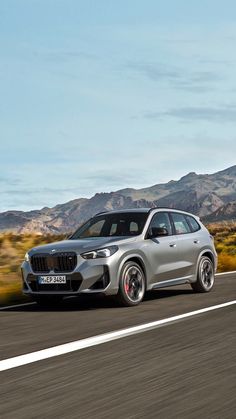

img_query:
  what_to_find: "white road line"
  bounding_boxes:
[0,302,36,311]
[216,271,236,276]
[0,300,235,372]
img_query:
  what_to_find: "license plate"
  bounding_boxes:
[38,275,66,284]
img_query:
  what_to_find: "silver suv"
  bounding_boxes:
[22,208,217,306]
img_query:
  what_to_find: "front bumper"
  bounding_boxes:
[21,258,117,296]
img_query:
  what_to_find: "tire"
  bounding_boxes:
[33,295,63,307]
[191,256,215,293]
[117,261,146,307]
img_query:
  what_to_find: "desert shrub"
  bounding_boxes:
[217,253,236,272]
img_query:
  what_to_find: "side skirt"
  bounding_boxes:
[150,275,193,290]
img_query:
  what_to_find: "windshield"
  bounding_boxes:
[70,212,148,239]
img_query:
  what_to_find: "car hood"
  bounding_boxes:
[29,236,137,255]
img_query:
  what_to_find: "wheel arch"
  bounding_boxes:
[200,250,216,269]
[118,255,147,287]
[193,249,217,282]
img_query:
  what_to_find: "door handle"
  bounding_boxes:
[169,243,176,248]
[194,240,200,244]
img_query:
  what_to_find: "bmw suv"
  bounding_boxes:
[22,208,217,306]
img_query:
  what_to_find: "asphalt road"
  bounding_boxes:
[0,273,235,418]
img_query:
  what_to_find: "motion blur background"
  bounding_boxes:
[1,1,236,305]
[1,0,236,210]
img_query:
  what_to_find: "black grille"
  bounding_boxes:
[54,253,77,273]
[31,254,49,273]
[31,252,77,273]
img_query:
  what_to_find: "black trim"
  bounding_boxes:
[89,266,110,290]
[26,272,82,293]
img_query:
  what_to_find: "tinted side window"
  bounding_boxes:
[186,215,201,232]
[171,212,191,235]
[149,212,172,235]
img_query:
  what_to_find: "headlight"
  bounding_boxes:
[24,252,30,262]
[81,245,118,259]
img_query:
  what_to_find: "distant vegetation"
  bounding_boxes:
[1,223,236,305]
[208,222,236,272]
[0,233,65,305]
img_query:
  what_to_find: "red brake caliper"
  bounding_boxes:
[125,282,129,292]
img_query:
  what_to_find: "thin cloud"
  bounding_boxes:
[144,105,236,122]
[2,187,82,196]
[127,62,220,92]
[32,48,97,64]
[0,176,21,186]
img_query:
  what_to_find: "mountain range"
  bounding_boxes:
[1,165,236,234]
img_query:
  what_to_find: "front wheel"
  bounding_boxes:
[117,261,146,307]
[191,256,215,293]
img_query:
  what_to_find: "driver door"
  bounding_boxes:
[145,212,178,283]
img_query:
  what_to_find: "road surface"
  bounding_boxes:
[0,273,235,418]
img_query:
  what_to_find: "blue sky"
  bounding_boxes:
[1,0,236,211]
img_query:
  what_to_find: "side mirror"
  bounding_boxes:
[147,227,169,239]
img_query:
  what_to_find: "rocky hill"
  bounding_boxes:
[1,165,236,233]
[204,201,236,223]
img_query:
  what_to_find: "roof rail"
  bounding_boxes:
[148,207,159,213]
[94,207,163,216]
[148,206,198,215]
[94,210,109,217]
[94,206,195,217]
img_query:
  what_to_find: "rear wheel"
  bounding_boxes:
[191,256,215,293]
[117,261,145,306]
[33,295,63,307]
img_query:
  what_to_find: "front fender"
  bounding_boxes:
[116,252,148,285]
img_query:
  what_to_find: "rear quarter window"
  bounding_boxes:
[185,215,201,232]
[171,212,191,235]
